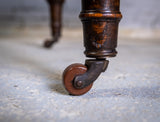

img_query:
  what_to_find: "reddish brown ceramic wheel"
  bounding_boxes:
[63,63,93,96]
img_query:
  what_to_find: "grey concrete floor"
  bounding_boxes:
[0,29,160,122]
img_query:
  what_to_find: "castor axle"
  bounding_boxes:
[73,59,109,89]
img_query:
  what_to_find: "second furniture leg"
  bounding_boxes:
[44,0,65,48]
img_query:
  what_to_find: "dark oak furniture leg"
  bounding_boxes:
[44,0,65,48]
[63,0,122,95]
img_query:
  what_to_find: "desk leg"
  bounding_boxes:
[63,0,122,96]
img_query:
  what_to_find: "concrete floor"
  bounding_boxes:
[0,29,160,122]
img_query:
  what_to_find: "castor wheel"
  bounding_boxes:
[63,63,93,96]
[63,60,109,96]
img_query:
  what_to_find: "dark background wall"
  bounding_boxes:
[0,0,160,29]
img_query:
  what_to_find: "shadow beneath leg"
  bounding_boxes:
[48,83,68,95]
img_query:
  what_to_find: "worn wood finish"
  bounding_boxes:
[80,0,122,59]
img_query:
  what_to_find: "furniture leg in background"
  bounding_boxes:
[44,0,65,48]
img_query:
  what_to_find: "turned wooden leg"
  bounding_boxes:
[63,0,122,95]
[44,0,65,48]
